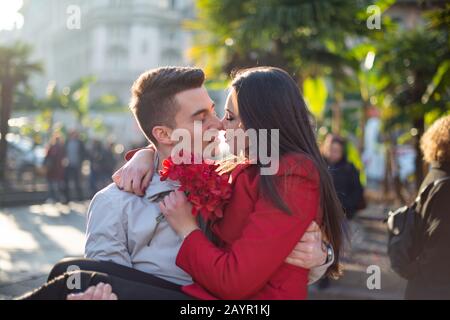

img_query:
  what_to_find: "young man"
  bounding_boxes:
[21,67,330,300]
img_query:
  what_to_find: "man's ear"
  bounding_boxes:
[152,126,173,145]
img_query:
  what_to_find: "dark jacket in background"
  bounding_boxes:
[328,159,364,220]
[405,162,450,300]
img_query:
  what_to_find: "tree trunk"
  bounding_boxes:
[331,94,343,135]
[414,116,425,191]
[0,80,14,182]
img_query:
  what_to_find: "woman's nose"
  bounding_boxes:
[212,115,224,130]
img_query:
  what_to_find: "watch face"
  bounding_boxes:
[327,247,333,262]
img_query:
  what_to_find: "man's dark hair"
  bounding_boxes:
[129,66,205,144]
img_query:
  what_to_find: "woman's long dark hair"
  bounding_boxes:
[231,66,346,278]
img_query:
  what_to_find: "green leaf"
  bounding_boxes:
[303,77,328,119]
[346,139,367,186]
[421,59,450,104]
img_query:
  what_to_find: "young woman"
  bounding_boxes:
[114,67,345,299]
[321,134,364,221]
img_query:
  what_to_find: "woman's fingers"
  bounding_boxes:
[122,171,133,193]
[159,201,166,213]
[165,192,177,209]
[160,191,190,219]
[141,170,153,192]
[161,194,174,212]
[174,190,187,202]
[109,293,118,300]
[166,194,173,207]
[132,172,144,196]
[112,169,122,188]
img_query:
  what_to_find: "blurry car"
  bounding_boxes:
[6,133,46,181]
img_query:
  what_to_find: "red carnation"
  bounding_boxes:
[159,154,232,221]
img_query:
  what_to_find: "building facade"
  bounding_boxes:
[18,0,194,104]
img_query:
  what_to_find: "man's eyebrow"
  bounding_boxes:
[191,102,215,118]
[191,109,208,118]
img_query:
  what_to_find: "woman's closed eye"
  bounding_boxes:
[225,111,235,121]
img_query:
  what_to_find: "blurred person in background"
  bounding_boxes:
[102,142,117,186]
[44,133,66,203]
[63,129,86,202]
[404,115,450,299]
[319,134,364,289]
[88,139,106,196]
[322,134,364,221]
[88,140,117,196]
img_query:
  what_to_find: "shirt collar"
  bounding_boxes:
[145,151,178,201]
[145,173,180,202]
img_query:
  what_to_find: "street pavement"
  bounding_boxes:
[0,201,87,299]
[0,201,407,300]
[309,203,407,299]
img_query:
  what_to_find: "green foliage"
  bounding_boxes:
[189,0,378,82]
[375,6,449,131]
[90,94,126,112]
[0,42,43,85]
[346,138,367,186]
[303,76,328,120]
[66,76,96,123]
[0,41,43,179]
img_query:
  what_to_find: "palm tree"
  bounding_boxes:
[0,42,43,182]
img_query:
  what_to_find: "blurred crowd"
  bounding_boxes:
[44,129,118,203]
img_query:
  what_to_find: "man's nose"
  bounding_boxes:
[211,115,224,131]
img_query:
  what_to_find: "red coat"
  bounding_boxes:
[176,153,322,300]
[45,143,66,181]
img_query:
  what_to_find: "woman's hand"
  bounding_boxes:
[66,282,118,300]
[159,190,199,239]
[112,148,155,196]
[285,221,327,269]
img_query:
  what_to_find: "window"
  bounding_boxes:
[107,45,128,70]
[160,48,181,65]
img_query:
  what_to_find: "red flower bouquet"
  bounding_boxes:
[159,154,232,221]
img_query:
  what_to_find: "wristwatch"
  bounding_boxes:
[324,243,334,265]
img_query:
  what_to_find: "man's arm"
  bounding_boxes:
[85,191,132,268]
